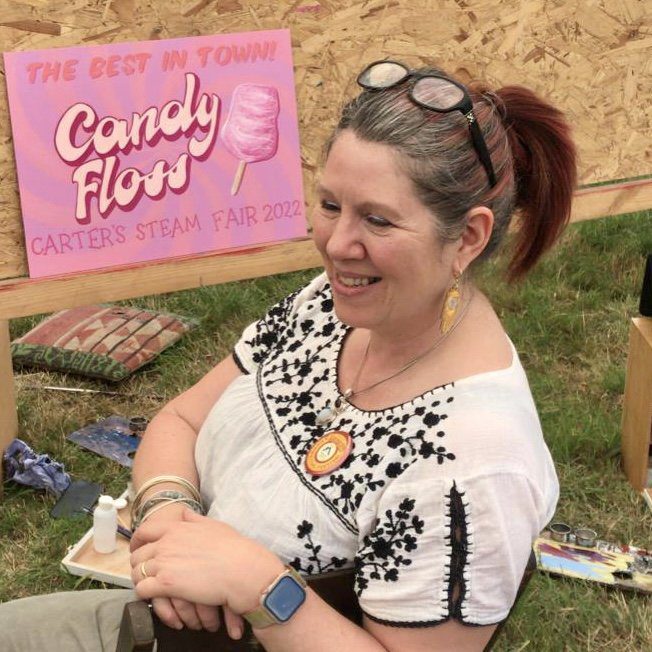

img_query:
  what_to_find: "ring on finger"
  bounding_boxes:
[140,560,150,579]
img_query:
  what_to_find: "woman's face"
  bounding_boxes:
[312,130,457,339]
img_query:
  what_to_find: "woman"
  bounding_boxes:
[0,60,576,652]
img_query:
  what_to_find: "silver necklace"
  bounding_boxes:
[315,291,474,427]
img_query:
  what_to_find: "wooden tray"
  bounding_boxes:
[61,491,133,588]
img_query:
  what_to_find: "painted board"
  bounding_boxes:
[67,416,140,467]
[4,29,306,278]
[535,532,652,595]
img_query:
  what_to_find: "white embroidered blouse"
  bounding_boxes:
[195,273,558,627]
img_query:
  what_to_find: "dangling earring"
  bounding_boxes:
[440,273,461,334]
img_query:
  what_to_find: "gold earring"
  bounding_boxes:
[440,274,461,334]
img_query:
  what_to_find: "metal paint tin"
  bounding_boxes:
[574,528,598,548]
[129,416,149,434]
[549,522,572,542]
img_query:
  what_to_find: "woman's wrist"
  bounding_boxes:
[134,501,186,526]
[131,474,203,529]
[231,549,287,616]
[243,565,308,631]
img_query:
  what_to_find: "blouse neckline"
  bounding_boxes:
[328,320,518,418]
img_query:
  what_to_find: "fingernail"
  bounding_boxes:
[231,624,243,639]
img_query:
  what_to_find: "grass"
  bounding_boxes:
[2,209,651,650]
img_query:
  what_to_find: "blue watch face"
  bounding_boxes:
[264,575,306,623]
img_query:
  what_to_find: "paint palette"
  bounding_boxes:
[535,530,652,594]
[67,415,140,467]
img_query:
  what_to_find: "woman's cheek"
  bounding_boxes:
[311,217,331,255]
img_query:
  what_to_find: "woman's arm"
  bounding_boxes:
[130,354,242,633]
[132,353,242,497]
[255,596,496,652]
[131,510,496,652]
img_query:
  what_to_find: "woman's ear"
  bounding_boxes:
[455,206,494,272]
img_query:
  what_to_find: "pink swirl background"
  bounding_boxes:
[4,29,307,278]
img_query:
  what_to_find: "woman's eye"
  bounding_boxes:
[366,214,392,228]
[320,200,340,213]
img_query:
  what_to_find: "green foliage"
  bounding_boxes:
[2,212,651,649]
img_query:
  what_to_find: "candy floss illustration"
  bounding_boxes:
[221,84,280,195]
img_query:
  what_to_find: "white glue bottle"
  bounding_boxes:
[93,495,118,554]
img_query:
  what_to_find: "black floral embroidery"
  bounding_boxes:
[289,520,349,575]
[242,278,457,532]
[318,471,386,515]
[241,289,301,367]
[355,498,425,597]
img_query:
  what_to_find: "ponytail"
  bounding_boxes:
[336,69,577,281]
[495,86,577,280]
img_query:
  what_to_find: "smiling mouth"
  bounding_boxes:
[336,273,381,287]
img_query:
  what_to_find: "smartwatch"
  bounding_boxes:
[243,566,307,628]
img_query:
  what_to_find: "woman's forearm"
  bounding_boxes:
[131,410,200,493]
[253,589,386,652]
[132,354,243,495]
[254,592,492,652]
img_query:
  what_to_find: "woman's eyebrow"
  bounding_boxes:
[316,184,334,198]
[358,201,402,221]
[316,184,402,221]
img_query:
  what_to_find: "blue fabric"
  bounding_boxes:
[3,438,71,497]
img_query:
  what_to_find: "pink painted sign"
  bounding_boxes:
[4,29,307,278]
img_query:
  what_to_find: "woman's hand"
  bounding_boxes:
[151,596,220,633]
[130,509,285,623]
[128,355,244,634]
[130,505,240,636]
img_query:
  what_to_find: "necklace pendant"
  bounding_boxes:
[316,406,335,427]
[315,391,352,427]
[305,431,353,476]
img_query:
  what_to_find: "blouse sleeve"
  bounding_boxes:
[354,462,552,627]
[232,273,328,374]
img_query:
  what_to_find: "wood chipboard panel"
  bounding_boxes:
[1,0,650,281]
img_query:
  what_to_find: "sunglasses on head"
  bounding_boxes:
[357,60,497,188]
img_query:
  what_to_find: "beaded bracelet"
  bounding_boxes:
[131,475,201,521]
[134,475,201,504]
[135,489,199,519]
[139,489,190,505]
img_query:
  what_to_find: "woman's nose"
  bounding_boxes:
[325,214,365,260]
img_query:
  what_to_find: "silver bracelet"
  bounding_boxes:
[133,492,204,529]
[132,475,201,519]
[135,497,204,529]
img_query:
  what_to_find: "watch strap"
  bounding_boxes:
[243,604,278,629]
[243,566,307,628]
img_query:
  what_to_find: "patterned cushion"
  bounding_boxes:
[11,305,196,382]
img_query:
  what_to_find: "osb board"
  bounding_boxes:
[1,0,650,281]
